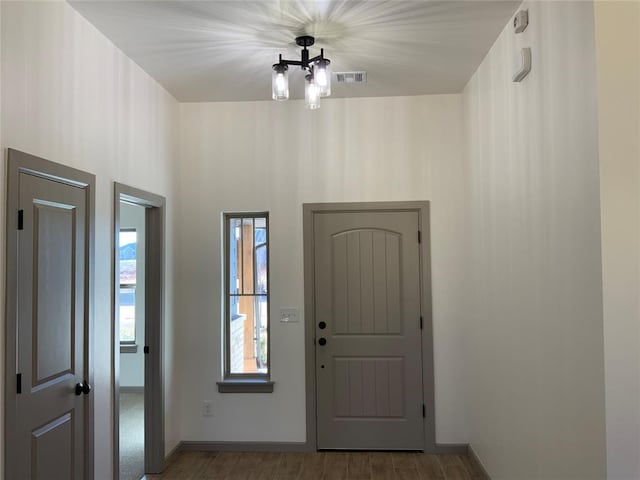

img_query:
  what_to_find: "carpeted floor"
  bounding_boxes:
[120,392,145,480]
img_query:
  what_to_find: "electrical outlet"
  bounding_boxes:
[202,400,213,417]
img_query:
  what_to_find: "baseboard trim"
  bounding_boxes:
[172,440,469,455]
[120,386,144,394]
[433,443,469,454]
[164,442,182,464]
[468,444,492,480]
[180,441,311,452]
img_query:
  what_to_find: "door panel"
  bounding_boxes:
[34,202,76,384]
[32,413,74,480]
[315,211,423,450]
[15,170,88,479]
[333,357,404,418]
[332,230,403,335]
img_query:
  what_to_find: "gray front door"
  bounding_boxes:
[314,210,424,449]
[5,150,93,480]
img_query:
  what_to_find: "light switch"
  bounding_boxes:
[280,308,299,323]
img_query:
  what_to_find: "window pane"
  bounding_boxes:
[119,230,137,285]
[225,213,269,378]
[242,218,254,294]
[119,229,137,343]
[229,295,268,375]
[228,218,241,295]
[255,295,268,371]
[255,244,267,294]
[119,287,136,342]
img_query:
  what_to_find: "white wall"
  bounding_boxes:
[0,2,180,478]
[594,2,640,478]
[177,95,469,443]
[120,202,146,388]
[462,2,606,479]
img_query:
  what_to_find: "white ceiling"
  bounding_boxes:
[69,0,519,102]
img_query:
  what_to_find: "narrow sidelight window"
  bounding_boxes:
[224,213,270,379]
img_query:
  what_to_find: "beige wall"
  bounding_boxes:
[594,2,640,478]
[462,2,606,478]
[0,2,180,478]
[177,95,469,444]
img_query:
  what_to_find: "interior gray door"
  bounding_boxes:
[314,210,424,449]
[11,166,90,479]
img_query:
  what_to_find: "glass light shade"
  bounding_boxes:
[305,74,320,110]
[272,65,289,101]
[314,59,331,97]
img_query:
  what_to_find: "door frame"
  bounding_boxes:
[113,182,165,477]
[4,148,95,479]
[302,201,435,452]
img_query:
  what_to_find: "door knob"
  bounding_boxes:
[318,321,327,330]
[76,381,91,396]
[318,337,327,346]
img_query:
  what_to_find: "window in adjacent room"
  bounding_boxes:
[219,213,272,392]
[119,229,137,347]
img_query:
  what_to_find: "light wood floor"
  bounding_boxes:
[145,451,486,480]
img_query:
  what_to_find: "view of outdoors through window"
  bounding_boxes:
[119,229,137,343]
[227,215,269,376]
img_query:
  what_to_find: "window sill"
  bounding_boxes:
[217,379,274,393]
[120,343,138,354]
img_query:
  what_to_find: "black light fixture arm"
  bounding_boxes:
[273,36,329,72]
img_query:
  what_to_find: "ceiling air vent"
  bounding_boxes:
[335,71,367,84]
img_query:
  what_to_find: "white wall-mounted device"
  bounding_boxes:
[513,47,532,82]
[514,9,529,33]
[280,308,299,323]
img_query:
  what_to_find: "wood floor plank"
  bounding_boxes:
[347,452,371,480]
[391,453,418,470]
[169,451,216,480]
[370,452,396,480]
[299,451,326,480]
[225,452,278,480]
[394,467,421,480]
[415,454,445,480]
[276,452,305,479]
[195,451,241,480]
[441,465,471,480]
[436,455,465,468]
[321,452,349,480]
[148,450,484,480]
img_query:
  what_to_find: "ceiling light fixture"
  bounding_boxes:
[272,35,331,109]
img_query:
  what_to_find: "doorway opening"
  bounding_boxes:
[113,183,165,479]
[118,203,145,479]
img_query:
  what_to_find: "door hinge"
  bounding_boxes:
[143,346,150,354]
[17,373,22,394]
[18,210,24,230]
[420,316,423,330]
[418,230,421,244]
[422,404,425,418]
